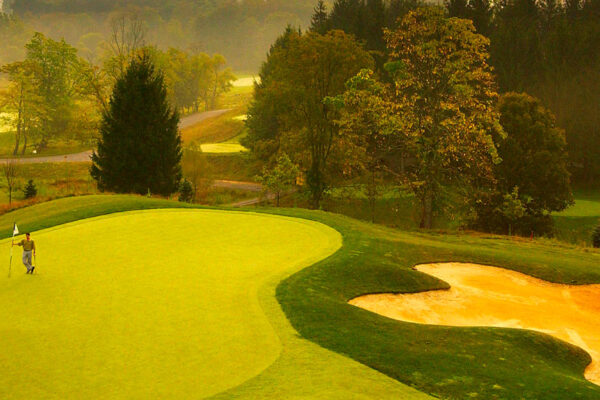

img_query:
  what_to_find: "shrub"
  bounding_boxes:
[178,179,193,203]
[23,180,37,199]
[593,223,600,248]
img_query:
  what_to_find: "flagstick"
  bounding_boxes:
[8,222,17,278]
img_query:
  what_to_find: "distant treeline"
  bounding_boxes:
[1,0,316,70]
[308,0,600,185]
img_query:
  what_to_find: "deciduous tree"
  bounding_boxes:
[385,7,502,228]
[246,29,373,208]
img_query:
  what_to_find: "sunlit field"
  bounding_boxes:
[0,209,342,399]
[200,142,247,153]
[0,113,13,133]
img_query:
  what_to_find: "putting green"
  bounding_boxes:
[0,209,341,399]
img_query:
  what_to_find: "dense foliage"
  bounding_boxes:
[385,7,501,228]
[312,0,600,185]
[91,53,182,196]
[470,93,573,235]
[245,28,373,207]
[0,32,97,154]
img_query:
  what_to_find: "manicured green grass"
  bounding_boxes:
[2,195,600,399]
[0,196,431,399]
[200,142,247,153]
[0,209,344,398]
[273,208,600,399]
[554,189,600,246]
[0,196,194,239]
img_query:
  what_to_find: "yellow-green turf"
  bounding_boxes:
[200,142,247,154]
[0,207,430,399]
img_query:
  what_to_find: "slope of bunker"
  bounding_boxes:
[0,209,341,399]
[350,262,600,385]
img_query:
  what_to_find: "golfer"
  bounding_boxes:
[13,232,36,274]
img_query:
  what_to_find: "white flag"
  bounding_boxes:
[13,223,18,236]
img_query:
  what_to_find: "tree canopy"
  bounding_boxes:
[91,52,182,196]
[245,28,373,207]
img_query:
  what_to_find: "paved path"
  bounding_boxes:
[179,108,231,129]
[0,109,231,164]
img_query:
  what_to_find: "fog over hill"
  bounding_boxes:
[0,0,316,70]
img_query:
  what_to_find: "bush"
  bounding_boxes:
[178,179,193,203]
[23,180,37,199]
[593,223,600,248]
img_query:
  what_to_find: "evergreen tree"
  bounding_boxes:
[469,0,493,36]
[178,179,193,203]
[310,0,329,34]
[329,0,365,40]
[446,0,469,18]
[91,52,182,196]
[23,179,37,199]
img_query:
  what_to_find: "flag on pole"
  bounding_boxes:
[9,222,17,277]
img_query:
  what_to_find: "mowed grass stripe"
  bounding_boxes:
[0,209,342,399]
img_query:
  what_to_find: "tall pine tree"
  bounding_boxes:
[91,52,182,196]
[310,0,329,34]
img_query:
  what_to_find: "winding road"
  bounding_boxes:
[0,109,264,206]
[0,109,232,165]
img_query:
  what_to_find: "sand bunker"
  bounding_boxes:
[349,263,600,384]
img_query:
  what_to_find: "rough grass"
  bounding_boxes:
[203,153,260,182]
[181,107,247,145]
[0,130,89,157]
[0,162,98,204]
[273,208,600,399]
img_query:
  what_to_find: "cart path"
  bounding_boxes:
[0,109,231,164]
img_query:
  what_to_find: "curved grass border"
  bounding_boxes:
[1,195,434,399]
[270,209,600,399]
[3,196,600,398]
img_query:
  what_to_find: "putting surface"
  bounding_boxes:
[0,209,342,399]
[350,262,600,385]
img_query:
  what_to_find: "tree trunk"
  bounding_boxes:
[369,168,376,223]
[276,192,280,207]
[21,132,28,156]
[400,152,405,175]
[419,191,433,229]
[13,86,23,156]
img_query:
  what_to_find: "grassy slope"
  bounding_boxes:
[554,189,600,246]
[0,196,432,400]
[2,196,600,398]
[181,107,247,145]
[273,208,600,399]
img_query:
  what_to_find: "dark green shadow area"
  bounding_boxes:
[271,209,600,400]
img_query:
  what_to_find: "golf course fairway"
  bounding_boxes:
[0,209,344,399]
